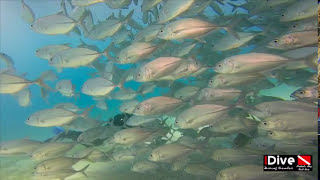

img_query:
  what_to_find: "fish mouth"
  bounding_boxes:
[289,94,296,98]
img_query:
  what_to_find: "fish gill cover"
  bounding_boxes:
[0,0,318,179]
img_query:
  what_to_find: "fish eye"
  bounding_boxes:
[299,91,304,94]
[217,64,222,67]
[268,132,273,135]
[160,30,163,33]
[138,73,141,77]
[30,24,33,27]
[175,121,178,124]
[281,14,284,17]
[136,106,140,110]
[263,122,267,125]
[292,25,296,28]
[150,154,152,157]
[273,39,278,43]
[209,80,213,83]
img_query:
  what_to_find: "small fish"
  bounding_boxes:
[141,0,162,12]
[0,53,15,73]
[35,153,91,172]
[149,143,194,162]
[176,104,230,130]
[289,18,317,32]
[158,0,195,24]
[120,100,139,114]
[196,88,241,104]
[214,53,290,74]
[31,14,80,35]
[16,88,31,106]
[112,88,137,100]
[249,100,316,118]
[21,0,35,24]
[211,148,262,164]
[267,130,316,141]
[184,164,216,178]
[36,44,71,60]
[0,71,52,94]
[112,127,157,146]
[208,116,257,135]
[131,160,158,173]
[213,32,257,51]
[173,86,200,100]
[81,77,118,97]
[25,106,91,127]
[259,111,317,132]
[71,0,105,6]
[280,0,317,22]
[56,79,76,97]
[0,139,42,155]
[50,47,105,69]
[112,149,136,161]
[112,42,160,64]
[77,126,119,144]
[171,42,197,57]
[290,86,317,100]
[87,10,133,40]
[133,24,163,42]
[208,73,265,88]
[95,99,108,110]
[105,0,131,9]
[216,165,286,180]
[133,96,185,116]
[158,18,224,40]
[126,115,158,127]
[267,31,317,50]
[135,57,185,82]
[33,164,89,180]
[31,142,75,160]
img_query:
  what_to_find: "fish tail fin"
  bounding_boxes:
[227,2,243,12]
[78,164,90,177]
[80,105,94,118]
[103,42,116,61]
[123,9,134,24]
[223,16,242,40]
[82,150,94,160]
[75,10,89,36]
[234,90,249,109]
